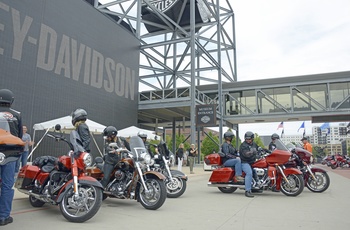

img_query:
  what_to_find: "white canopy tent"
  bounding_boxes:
[30,116,106,159]
[118,126,160,140]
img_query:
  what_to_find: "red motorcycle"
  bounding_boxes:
[15,125,103,223]
[205,139,304,196]
[284,143,330,193]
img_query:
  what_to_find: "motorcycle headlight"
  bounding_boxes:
[141,152,152,165]
[83,153,93,167]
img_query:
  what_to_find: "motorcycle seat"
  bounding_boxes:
[41,165,55,173]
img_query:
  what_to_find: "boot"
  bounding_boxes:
[245,191,254,198]
[236,176,244,182]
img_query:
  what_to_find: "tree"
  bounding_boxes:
[253,133,265,148]
[201,131,220,157]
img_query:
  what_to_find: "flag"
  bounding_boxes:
[298,121,305,132]
[277,121,284,130]
[320,122,330,130]
[302,129,305,137]
[281,129,284,138]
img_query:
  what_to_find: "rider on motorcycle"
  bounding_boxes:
[239,131,258,198]
[100,126,130,188]
[71,108,90,153]
[138,131,158,157]
[221,131,243,182]
[268,133,280,151]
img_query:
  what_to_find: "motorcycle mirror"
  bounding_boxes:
[55,124,61,131]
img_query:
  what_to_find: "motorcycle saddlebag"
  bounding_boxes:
[15,165,40,189]
[204,153,222,166]
[209,168,234,183]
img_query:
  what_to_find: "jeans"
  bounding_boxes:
[241,163,253,192]
[16,151,28,173]
[0,161,16,220]
[177,158,183,171]
[223,158,242,176]
[188,156,195,172]
[101,163,115,188]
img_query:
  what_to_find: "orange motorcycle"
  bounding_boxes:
[14,125,103,223]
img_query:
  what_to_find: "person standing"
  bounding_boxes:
[0,89,23,226]
[239,131,258,198]
[301,137,312,153]
[15,125,34,173]
[187,144,197,174]
[176,143,184,171]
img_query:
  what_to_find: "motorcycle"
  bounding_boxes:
[14,124,103,223]
[205,139,305,197]
[284,143,330,193]
[86,136,167,210]
[150,142,187,198]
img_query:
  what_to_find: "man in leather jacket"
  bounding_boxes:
[101,126,130,188]
[268,133,280,151]
[239,131,258,198]
[71,109,90,153]
[0,89,22,226]
[222,131,243,182]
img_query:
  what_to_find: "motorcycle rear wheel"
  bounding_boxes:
[280,174,304,197]
[166,177,187,198]
[218,187,237,193]
[138,177,167,210]
[59,184,103,223]
[29,195,45,207]
[330,164,338,169]
[306,171,330,193]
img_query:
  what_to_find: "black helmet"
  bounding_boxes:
[138,131,147,139]
[244,131,254,140]
[0,89,14,105]
[71,108,87,125]
[103,126,118,138]
[224,131,235,140]
[271,133,279,140]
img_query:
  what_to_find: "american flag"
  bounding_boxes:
[277,121,284,130]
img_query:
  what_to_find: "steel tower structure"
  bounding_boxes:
[92,0,237,144]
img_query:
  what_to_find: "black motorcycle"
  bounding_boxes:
[150,142,187,198]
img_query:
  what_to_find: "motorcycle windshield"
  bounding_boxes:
[273,139,290,152]
[129,136,148,160]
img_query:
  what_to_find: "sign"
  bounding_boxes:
[196,104,216,127]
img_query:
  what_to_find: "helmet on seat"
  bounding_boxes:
[271,133,280,140]
[103,126,118,138]
[138,131,147,139]
[244,131,254,140]
[0,89,15,106]
[71,108,87,125]
[223,131,234,141]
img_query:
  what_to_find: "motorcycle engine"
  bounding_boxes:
[114,169,125,181]
[255,168,265,176]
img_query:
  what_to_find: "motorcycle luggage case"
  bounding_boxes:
[209,168,234,182]
[86,167,103,178]
[204,153,222,166]
[15,165,40,189]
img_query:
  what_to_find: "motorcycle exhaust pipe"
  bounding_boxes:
[207,182,245,189]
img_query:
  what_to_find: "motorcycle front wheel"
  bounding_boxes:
[59,184,103,223]
[138,177,167,210]
[280,174,304,197]
[306,171,330,193]
[166,177,187,198]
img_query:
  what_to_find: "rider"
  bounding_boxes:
[0,89,22,226]
[221,131,243,182]
[239,131,258,198]
[268,133,280,151]
[138,131,158,157]
[71,108,90,153]
[100,126,130,188]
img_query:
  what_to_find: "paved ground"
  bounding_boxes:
[6,163,350,230]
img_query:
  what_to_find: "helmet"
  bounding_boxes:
[103,126,118,138]
[71,108,87,125]
[138,131,147,139]
[223,131,235,140]
[244,131,254,140]
[0,89,14,105]
[271,133,279,140]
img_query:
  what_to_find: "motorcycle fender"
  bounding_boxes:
[56,176,103,203]
[282,167,303,176]
[170,169,188,180]
[144,171,166,180]
[310,167,327,173]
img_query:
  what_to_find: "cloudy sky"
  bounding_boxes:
[227,0,350,137]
